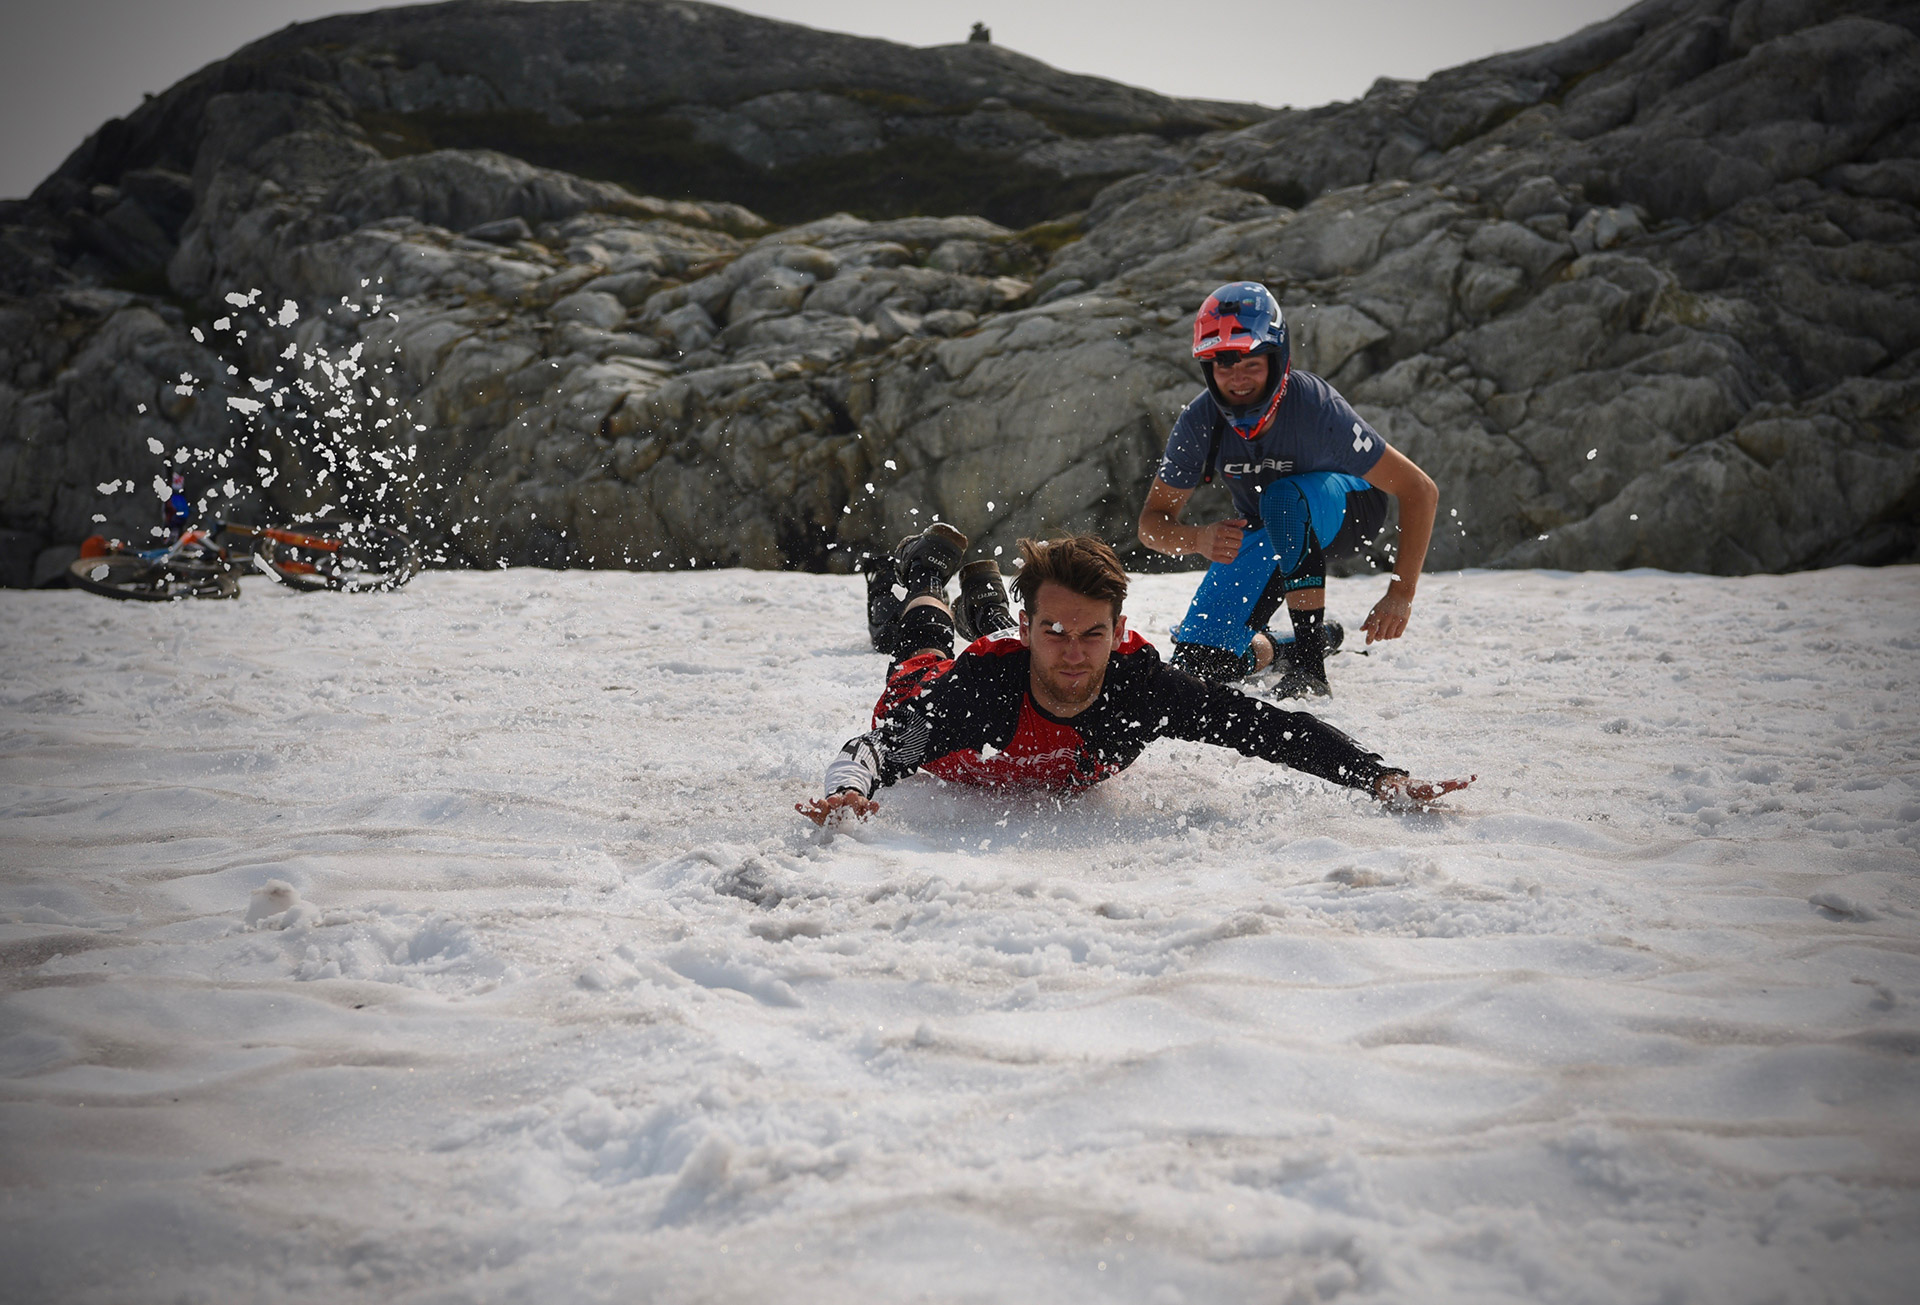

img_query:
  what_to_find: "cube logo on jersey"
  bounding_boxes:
[1352,422,1374,454]
[1220,457,1296,476]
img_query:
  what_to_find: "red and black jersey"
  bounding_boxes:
[824,630,1400,798]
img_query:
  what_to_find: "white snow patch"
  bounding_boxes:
[0,565,1915,1303]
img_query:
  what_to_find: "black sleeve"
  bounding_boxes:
[825,651,1024,794]
[1146,663,1403,793]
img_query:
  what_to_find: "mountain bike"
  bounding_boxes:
[222,520,420,593]
[66,519,419,601]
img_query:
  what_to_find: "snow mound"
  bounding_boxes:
[1,565,1916,1303]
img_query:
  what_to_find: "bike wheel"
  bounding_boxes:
[254,520,420,592]
[67,554,239,601]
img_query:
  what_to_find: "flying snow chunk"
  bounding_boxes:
[224,290,258,308]
[276,300,300,327]
[146,438,164,455]
[226,397,265,414]
[245,879,305,928]
[1587,449,1598,460]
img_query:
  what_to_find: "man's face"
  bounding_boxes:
[1211,351,1269,403]
[1020,581,1125,716]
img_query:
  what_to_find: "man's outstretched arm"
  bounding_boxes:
[1152,665,1472,803]
[797,790,879,825]
[797,733,889,825]
[1361,445,1438,644]
[1372,773,1476,808]
[796,658,1015,824]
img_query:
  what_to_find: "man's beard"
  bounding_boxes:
[1034,661,1104,711]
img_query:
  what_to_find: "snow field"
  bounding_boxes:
[1,564,1917,1303]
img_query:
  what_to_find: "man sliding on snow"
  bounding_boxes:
[1138,282,1440,697]
[799,526,1467,825]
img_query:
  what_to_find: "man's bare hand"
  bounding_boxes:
[1373,773,1475,810]
[1197,518,1247,565]
[796,791,879,826]
[1363,590,1414,644]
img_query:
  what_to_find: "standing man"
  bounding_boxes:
[1137,282,1439,697]
[801,526,1468,825]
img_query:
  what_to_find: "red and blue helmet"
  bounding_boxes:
[1194,281,1290,439]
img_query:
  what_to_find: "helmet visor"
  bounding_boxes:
[1193,289,1280,359]
[1193,303,1258,358]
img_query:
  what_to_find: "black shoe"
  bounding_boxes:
[859,551,904,653]
[954,559,1013,642]
[1271,665,1332,699]
[895,522,968,601]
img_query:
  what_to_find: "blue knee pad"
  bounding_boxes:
[1172,473,1373,654]
[1261,472,1373,585]
[1170,531,1279,657]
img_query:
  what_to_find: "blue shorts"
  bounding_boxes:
[1172,473,1387,656]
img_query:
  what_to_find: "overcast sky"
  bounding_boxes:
[2,0,1630,199]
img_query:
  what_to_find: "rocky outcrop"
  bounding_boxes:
[2,0,1916,583]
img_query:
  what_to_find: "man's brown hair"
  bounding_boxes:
[1011,535,1129,621]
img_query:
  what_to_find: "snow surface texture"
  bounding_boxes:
[2,566,1917,1304]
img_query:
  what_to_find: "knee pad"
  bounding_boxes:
[889,601,955,661]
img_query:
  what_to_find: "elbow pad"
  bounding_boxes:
[824,737,882,799]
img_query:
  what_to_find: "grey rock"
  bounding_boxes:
[1295,305,1392,377]
[1501,177,1572,222]
[659,303,718,354]
[549,290,627,330]
[672,94,885,170]
[467,216,534,243]
[1571,205,1649,253]
[583,269,663,307]
[32,544,80,588]
[871,303,923,342]
[325,150,763,237]
[1466,222,1571,282]
[0,528,42,588]
[923,309,978,338]
[1020,135,1185,179]
[3,0,1915,580]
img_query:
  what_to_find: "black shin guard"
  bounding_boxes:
[1286,606,1328,679]
[954,560,1014,642]
[862,554,904,653]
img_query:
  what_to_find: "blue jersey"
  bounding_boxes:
[1156,370,1388,525]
